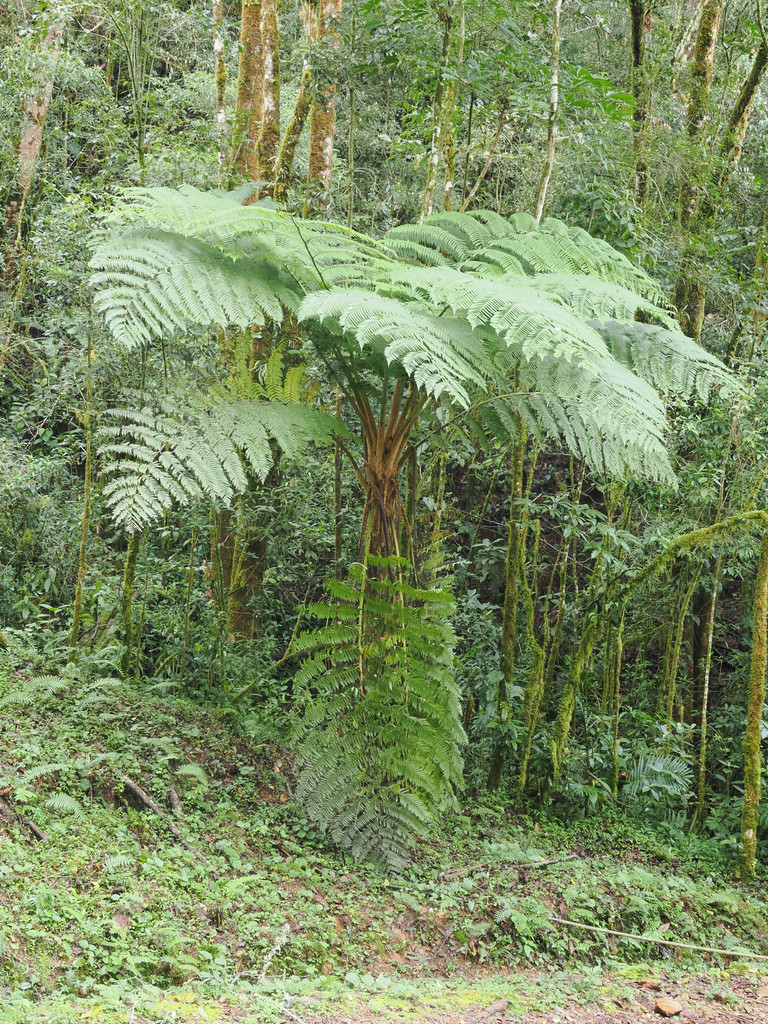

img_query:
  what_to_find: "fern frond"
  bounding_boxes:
[99,386,344,532]
[293,560,465,871]
[300,289,494,407]
[595,320,738,403]
[45,793,86,820]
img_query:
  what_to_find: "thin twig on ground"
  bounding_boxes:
[548,915,768,960]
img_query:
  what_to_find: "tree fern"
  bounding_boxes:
[292,556,465,871]
[90,188,734,490]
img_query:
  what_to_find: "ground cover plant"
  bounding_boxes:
[2,640,768,1022]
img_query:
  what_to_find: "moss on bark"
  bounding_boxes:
[741,531,768,878]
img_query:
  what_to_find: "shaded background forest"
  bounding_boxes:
[3,0,768,872]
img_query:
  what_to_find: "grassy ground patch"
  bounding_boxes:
[1,642,767,1022]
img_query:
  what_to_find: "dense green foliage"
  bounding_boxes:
[4,0,768,1009]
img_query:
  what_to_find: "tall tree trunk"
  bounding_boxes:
[121,532,141,676]
[306,0,342,211]
[273,61,312,202]
[69,340,93,661]
[488,433,525,791]
[534,0,563,223]
[218,504,267,638]
[232,0,264,178]
[741,530,768,879]
[714,40,768,191]
[212,0,228,180]
[12,22,63,245]
[673,0,723,340]
[695,563,720,829]
[421,4,453,220]
[441,0,465,211]
[628,0,651,205]
[257,0,281,180]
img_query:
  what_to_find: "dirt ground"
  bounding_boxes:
[227,969,768,1024]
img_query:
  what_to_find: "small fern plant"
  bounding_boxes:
[291,555,465,871]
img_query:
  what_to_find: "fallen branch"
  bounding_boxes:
[26,819,48,842]
[168,784,184,820]
[548,915,768,961]
[120,774,211,866]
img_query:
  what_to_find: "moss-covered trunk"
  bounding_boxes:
[306,0,342,211]
[628,0,651,205]
[212,0,228,179]
[533,0,563,222]
[421,5,453,220]
[232,0,264,179]
[257,0,280,181]
[273,62,312,202]
[741,531,768,879]
[488,434,525,791]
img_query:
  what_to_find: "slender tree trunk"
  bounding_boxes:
[212,0,228,180]
[69,341,93,661]
[665,566,701,734]
[441,0,465,211]
[718,43,768,175]
[459,101,507,212]
[534,0,563,223]
[488,432,525,791]
[695,563,720,829]
[741,531,768,879]
[334,390,343,567]
[232,0,264,178]
[347,0,356,225]
[306,0,342,211]
[273,61,312,202]
[673,0,723,340]
[121,532,141,676]
[421,4,453,220]
[257,0,281,179]
[628,0,651,205]
[12,22,63,245]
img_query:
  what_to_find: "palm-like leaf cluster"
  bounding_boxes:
[90,186,734,499]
